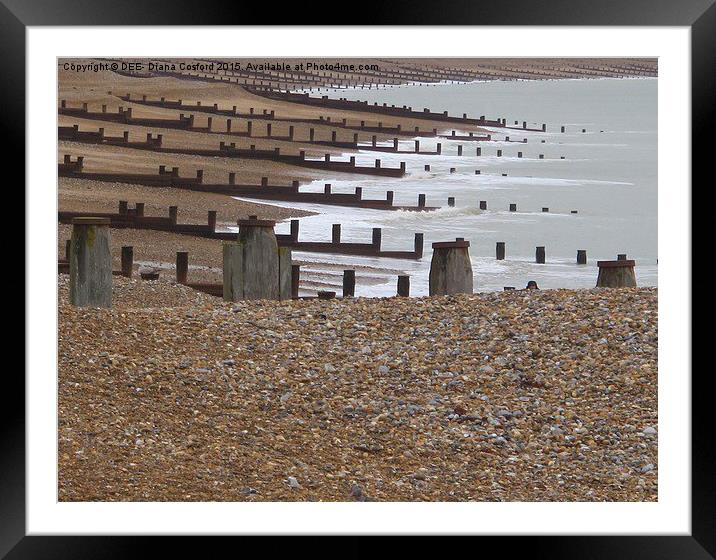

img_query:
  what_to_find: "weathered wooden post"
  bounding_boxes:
[343,270,356,297]
[429,238,473,296]
[120,246,133,278]
[596,259,637,287]
[397,275,410,297]
[69,217,112,308]
[207,210,217,232]
[278,247,292,301]
[448,197,455,207]
[223,215,287,301]
[176,251,189,284]
[497,149,502,157]
[291,264,300,299]
[536,246,546,264]
[332,224,341,244]
[577,250,587,264]
[509,203,517,212]
[542,207,549,212]
[424,164,431,171]
[372,228,382,250]
[479,201,487,210]
[496,241,506,260]
[457,145,463,156]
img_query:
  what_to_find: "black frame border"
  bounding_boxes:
[7,0,707,556]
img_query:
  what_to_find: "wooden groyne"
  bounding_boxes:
[244,87,548,131]
[112,94,443,137]
[58,201,425,260]
[58,158,435,212]
[57,119,407,177]
[61,118,441,156]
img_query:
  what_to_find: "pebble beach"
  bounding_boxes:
[58,276,657,502]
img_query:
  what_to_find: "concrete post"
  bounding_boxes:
[536,246,546,264]
[343,270,356,297]
[397,275,410,297]
[176,251,189,284]
[596,259,637,287]
[496,242,505,260]
[223,215,281,301]
[69,217,112,308]
[120,245,133,277]
[429,239,473,296]
[577,250,587,264]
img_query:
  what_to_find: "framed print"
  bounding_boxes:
[6,0,708,556]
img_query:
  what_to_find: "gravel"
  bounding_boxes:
[58,276,657,502]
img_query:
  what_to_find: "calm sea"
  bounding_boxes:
[238,78,657,296]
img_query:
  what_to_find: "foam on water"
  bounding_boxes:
[247,79,658,296]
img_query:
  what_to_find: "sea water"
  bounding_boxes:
[236,78,657,296]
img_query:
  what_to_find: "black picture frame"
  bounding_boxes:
[6,0,706,556]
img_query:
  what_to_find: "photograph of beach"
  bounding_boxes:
[57,57,658,502]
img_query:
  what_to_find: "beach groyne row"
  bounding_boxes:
[244,87,548,131]
[58,121,408,175]
[58,158,434,212]
[112,93,456,139]
[58,200,425,260]
[62,216,639,308]
[59,101,209,131]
